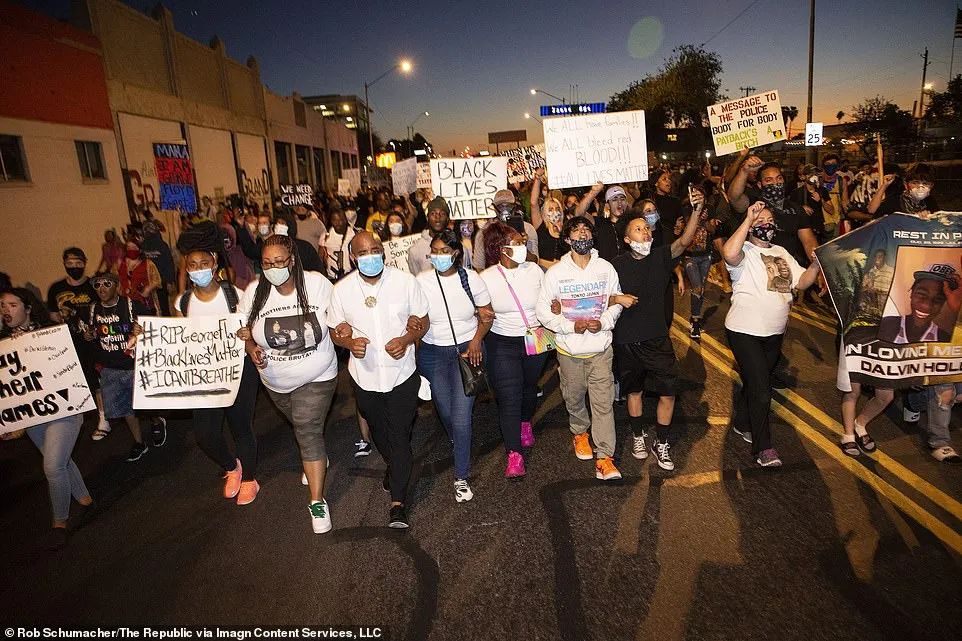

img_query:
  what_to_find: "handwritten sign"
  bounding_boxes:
[430,157,508,220]
[0,325,95,434]
[280,184,313,207]
[342,168,361,195]
[707,90,786,156]
[133,315,245,409]
[337,178,352,196]
[384,234,421,273]
[392,158,418,196]
[500,144,546,184]
[542,110,648,189]
[153,143,197,213]
[416,162,432,190]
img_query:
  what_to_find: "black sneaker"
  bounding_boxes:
[126,441,149,462]
[388,505,409,529]
[354,440,372,457]
[689,318,701,340]
[150,417,167,447]
[536,386,544,398]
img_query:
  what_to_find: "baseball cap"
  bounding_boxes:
[605,186,627,201]
[913,263,959,286]
[493,190,516,206]
[426,196,450,215]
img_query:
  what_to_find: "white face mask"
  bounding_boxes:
[909,185,931,201]
[274,224,289,236]
[629,240,652,256]
[388,223,403,236]
[258,224,271,237]
[503,245,527,264]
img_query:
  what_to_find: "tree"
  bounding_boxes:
[845,96,916,157]
[836,110,845,124]
[781,105,799,137]
[608,45,725,146]
[924,75,962,125]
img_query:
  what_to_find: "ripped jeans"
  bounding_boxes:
[924,383,962,448]
[683,254,713,319]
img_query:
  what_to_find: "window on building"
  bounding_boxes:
[341,152,351,171]
[295,145,311,184]
[350,154,358,169]
[293,101,307,128]
[330,150,342,180]
[0,135,29,182]
[75,140,106,180]
[274,141,292,185]
[312,148,326,189]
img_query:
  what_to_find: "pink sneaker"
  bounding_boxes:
[520,421,535,448]
[505,451,526,479]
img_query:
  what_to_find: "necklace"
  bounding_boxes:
[358,272,385,308]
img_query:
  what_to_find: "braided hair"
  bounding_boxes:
[245,234,312,328]
[432,229,476,306]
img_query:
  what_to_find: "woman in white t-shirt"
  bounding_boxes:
[722,202,820,468]
[415,230,493,503]
[479,222,547,479]
[237,234,339,534]
[175,231,260,506]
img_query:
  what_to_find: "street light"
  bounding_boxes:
[364,58,413,174]
[407,111,430,140]
[524,112,543,124]
[529,88,565,104]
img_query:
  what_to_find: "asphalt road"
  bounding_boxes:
[1,286,960,641]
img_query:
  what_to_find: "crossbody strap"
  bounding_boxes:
[435,270,459,344]
[497,267,532,329]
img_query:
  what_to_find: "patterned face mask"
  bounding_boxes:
[760,183,785,206]
[750,222,778,244]
[569,237,594,255]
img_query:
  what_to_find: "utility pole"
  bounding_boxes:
[918,47,930,118]
[805,0,816,165]
[739,86,756,97]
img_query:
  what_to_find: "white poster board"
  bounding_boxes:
[542,110,648,189]
[805,122,824,146]
[384,234,421,273]
[133,315,245,409]
[342,168,361,194]
[337,178,353,196]
[0,325,95,434]
[392,158,418,196]
[430,157,508,220]
[707,90,786,156]
[416,162,432,190]
[500,144,546,184]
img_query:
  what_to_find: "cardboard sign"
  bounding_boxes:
[0,325,95,434]
[133,315,246,409]
[805,122,824,147]
[707,90,786,156]
[542,110,648,189]
[816,211,962,387]
[430,157,508,220]
[500,144,546,184]
[342,168,361,194]
[384,233,421,273]
[392,158,418,196]
[280,184,313,207]
[337,179,353,196]
[416,162,432,190]
[153,143,197,213]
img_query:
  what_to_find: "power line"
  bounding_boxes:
[700,0,765,47]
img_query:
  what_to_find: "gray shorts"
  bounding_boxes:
[266,378,337,462]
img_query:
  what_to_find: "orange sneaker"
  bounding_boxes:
[595,456,622,481]
[236,480,260,506]
[223,458,242,499]
[573,432,593,460]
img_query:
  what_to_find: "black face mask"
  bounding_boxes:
[66,267,85,280]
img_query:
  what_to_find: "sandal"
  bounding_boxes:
[840,440,860,457]
[856,433,877,454]
[91,426,111,441]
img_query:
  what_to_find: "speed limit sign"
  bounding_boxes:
[805,122,824,146]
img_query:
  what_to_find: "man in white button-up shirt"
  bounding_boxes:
[328,231,429,528]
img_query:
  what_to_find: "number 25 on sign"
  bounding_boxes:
[805,122,823,147]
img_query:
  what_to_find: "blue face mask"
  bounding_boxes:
[357,253,384,277]
[430,254,454,272]
[188,269,214,288]
[644,211,661,228]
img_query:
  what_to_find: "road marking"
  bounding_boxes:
[669,323,962,555]
[789,310,837,334]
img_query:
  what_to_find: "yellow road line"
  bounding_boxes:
[789,310,837,334]
[792,302,837,325]
[669,324,962,555]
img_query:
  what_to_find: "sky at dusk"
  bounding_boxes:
[22,0,962,155]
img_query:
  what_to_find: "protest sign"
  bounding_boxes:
[499,144,546,184]
[133,314,246,409]
[384,234,421,273]
[342,168,362,194]
[280,184,313,207]
[542,110,648,189]
[153,143,197,213]
[707,90,786,156]
[416,162,432,190]
[337,179,352,196]
[392,158,418,196]
[815,211,962,387]
[805,122,823,146]
[430,158,508,220]
[0,325,95,434]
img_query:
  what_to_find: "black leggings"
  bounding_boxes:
[485,332,548,453]
[726,329,783,455]
[192,357,259,480]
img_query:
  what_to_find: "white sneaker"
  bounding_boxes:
[930,446,961,463]
[454,479,474,503]
[301,472,308,486]
[631,434,648,460]
[903,406,921,423]
[309,500,332,534]
[732,426,753,444]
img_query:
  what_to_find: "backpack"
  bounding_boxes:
[179,280,239,315]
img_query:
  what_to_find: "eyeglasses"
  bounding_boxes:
[261,256,291,270]
[92,281,114,289]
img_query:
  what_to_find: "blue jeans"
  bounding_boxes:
[417,341,476,480]
[924,383,961,448]
[485,332,549,453]
[683,254,713,319]
[27,414,90,522]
